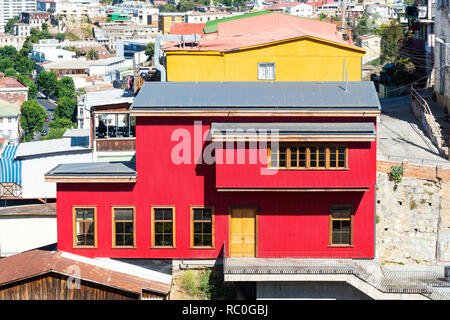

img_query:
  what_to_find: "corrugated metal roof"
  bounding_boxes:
[46,161,136,177]
[15,136,90,159]
[0,249,171,296]
[164,12,357,52]
[131,81,381,110]
[211,122,376,135]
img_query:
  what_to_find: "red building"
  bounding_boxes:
[46,81,380,261]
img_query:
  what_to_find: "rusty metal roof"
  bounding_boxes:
[0,203,56,216]
[0,249,171,296]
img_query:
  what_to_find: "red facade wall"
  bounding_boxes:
[56,116,377,259]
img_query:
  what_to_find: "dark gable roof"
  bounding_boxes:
[45,161,136,177]
[131,81,381,111]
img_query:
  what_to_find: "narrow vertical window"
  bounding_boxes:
[191,207,214,248]
[330,206,353,246]
[112,207,135,247]
[73,207,96,247]
[152,207,175,247]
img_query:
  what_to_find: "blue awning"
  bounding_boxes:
[0,145,22,185]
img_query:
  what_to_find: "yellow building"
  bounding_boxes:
[159,13,186,35]
[162,13,365,82]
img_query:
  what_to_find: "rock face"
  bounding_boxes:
[376,173,449,264]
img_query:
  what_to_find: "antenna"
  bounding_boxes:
[343,58,346,82]
[345,71,348,92]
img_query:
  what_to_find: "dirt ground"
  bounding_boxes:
[169,269,203,300]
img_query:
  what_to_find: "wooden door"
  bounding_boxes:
[229,207,256,257]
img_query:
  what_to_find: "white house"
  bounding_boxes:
[30,48,77,63]
[356,33,382,64]
[0,102,20,144]
[89,56,126,80]
[0,203,56,257]
[14,129,93,199]
[365,4,397,19]
[286,3,314,17]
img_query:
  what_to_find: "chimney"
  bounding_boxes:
[347,28,353,46]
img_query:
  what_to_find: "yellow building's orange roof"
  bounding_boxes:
[163,12,361,52]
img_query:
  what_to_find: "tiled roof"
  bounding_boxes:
[170,23,206,37]
[0,77,27,89]
[163,13,359,52]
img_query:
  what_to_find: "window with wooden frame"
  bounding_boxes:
[73,207,97,248]
[151,207,175,248]
[329,205,353,246]
[190,207,214,248]
[269,144,347,169]
[112,207,135,247]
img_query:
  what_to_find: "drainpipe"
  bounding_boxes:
[154,34,202,82]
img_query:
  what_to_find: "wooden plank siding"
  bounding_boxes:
[96,139,136,152]
[0,273,140,300]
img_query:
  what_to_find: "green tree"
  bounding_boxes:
[15,75,38,100]
[49,117,74,129]
[55,77,76,99]
[4,16,19,34]
[380,20,405,62]
[145,42,155,61]
[4,68,16,77]
[0,45,17,58]
[86,48,99,60]
[36,70,57,98]
[41,118,75,140]
[0,57,14,72]
[55,33,66,42]
[14,57,35,75]
[55,96,77,121]
[20,100,47,141]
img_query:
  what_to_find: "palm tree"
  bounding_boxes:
[86,48,99,60]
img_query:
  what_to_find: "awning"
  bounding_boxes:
[210,122,376,142]
[0,145,22,185]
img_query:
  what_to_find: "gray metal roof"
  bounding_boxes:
[131,81,381,110]
[16,136,90,159]
[211,122,375,135]
[45,162,136,177]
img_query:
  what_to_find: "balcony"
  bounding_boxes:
[223,248,450,299]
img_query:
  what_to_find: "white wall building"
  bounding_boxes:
[0,102,20,144]
[434,0,450,114]
[30,48,76,62]
[15,129,93,199]
[185,12,233,23]
[0,0,36,33]
[12,23,31,37]
[54,0,102,18]
[365,4,397,19]
[89,56,125,79]
[0,204,56,257]
[286,3,314,17]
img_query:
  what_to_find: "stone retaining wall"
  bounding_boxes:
[376,160,450,264]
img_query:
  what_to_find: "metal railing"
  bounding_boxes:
[222,245,450,299]
[410,85,445,153]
